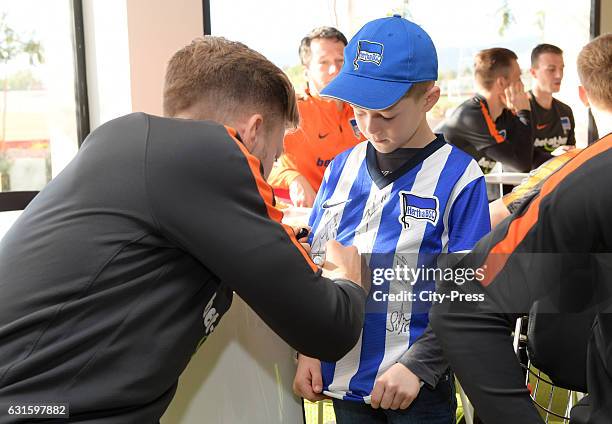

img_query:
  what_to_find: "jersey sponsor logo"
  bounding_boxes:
[349,118,362,139]
[321,198,351,209]
[534,136,568,151]
[354,40,384,70]
[560,116,571,132]
[398,191,439,229]
[319,132,329,139]
[536,123,549,130]
[317,157,333,167]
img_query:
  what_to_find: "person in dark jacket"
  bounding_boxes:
[0,37,367,423]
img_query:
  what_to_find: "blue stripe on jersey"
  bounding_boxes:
[408,147,470,345]
[308,147,357,235]
[321,158,373,391]
[448,176,490,252]
[335,159,373,247]
[345,162,425,399]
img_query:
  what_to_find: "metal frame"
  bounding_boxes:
[0,191,38,212]
[203,0,211,35]
[70,0,90,147]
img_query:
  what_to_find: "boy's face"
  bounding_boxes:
[351,93,428,153]
[531,53,564,94]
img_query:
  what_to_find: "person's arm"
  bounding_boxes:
[146,119,366,362]
[399,166,491,388]
[397,325,448,388]
[267,130,306,190]
[430,142,611,423]
[482,109,534,172]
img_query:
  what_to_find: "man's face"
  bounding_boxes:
[531,53,564,94]
[248,119,286,179]
[305,38,345,93]
[352,93,426,153]
[504,59,523,87]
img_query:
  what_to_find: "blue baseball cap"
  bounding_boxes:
[320,15,438,110]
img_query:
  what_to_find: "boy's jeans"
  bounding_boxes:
[331,371,456,424]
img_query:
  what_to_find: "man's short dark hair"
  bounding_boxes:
[531,43,563,67]
[474,48,518,90]
[299,27,348,66]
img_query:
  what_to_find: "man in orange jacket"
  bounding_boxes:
[268,27,364,207]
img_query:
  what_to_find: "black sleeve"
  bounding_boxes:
[568,107,576,146]
[397,325,449,388]
[429,143,612,423]
[145,117,366,362]
[481,110,534,172]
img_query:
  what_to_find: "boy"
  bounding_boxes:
[293,16,491,423]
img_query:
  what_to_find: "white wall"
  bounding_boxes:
[84,0,203,129]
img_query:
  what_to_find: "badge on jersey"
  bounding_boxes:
[498,129,507,140]
[354,40,384,70]
[348,118,362,139]
[398,191,439,229]
[560,116,571,132]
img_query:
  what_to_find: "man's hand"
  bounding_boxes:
[293,354,327,402]
[504,80,530,112]
[321,240,369,292]
[370,363,421,410]
[289,175,317,207]
[292,226,311,254]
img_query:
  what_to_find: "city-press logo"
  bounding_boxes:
[354,40,384,70]
[398,191,439,229]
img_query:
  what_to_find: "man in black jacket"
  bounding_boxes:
[0,37,367,423]
[430,34,612,424]
[438,48,534,176]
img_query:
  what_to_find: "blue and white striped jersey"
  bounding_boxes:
[308,135,491,402]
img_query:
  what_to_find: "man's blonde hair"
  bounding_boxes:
[163,36,299,129]
[577,33,612,111]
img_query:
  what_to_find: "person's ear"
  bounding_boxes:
[423,85,441,112]
[529,67,537,79]
[240,114,265,152]
[578,85,590,108]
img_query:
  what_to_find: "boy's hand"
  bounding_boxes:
[370,363,421,410]
[290,175,316,207]
[293,354,327,402]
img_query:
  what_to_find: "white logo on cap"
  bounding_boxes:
[354,40,384,70]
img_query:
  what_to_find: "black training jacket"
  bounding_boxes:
[438,94,534,174]
[430,133,612,424]
[0,113,366,423]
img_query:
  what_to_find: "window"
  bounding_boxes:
[209,0,592,146]
[0,0,86,236]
